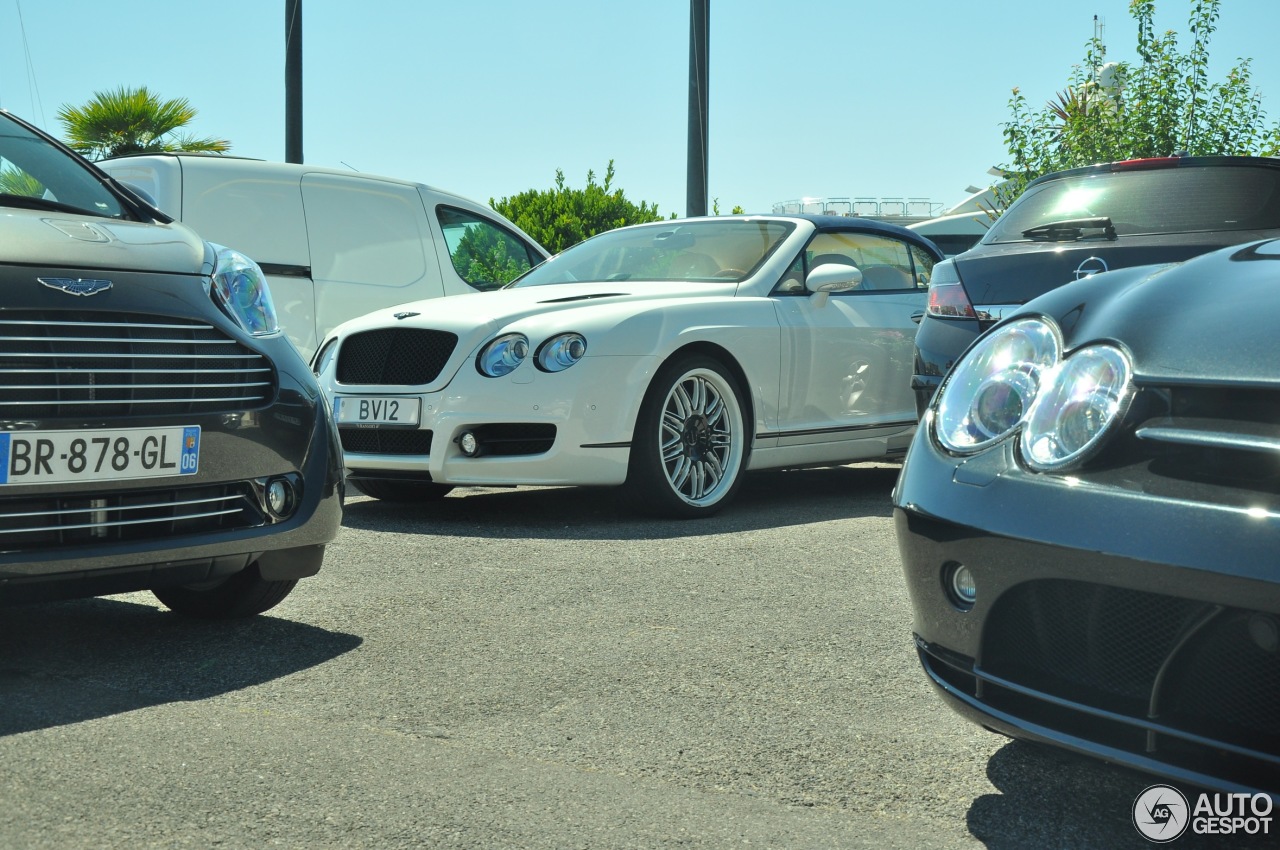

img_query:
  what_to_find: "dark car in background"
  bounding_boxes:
[0,109,342,617]
[911,155,1280,414]
[895,240,1280,795]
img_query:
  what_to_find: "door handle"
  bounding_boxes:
[910,310,925,325]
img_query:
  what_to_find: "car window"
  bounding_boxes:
[512,220,794,287]
[0,116,127,218]
[795,232,923,292]
[986,165,1280,243]
[437,206,539,291]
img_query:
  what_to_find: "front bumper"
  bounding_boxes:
[893,419,1280,796]
[332,353,657,488]
[0,356,343,603]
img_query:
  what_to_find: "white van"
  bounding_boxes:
[99,154,549,360]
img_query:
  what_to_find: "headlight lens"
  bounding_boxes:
[536,333,587,372]
[1020,344,1132,470]
[477,333,529,377]
[935,318,1060,452]
[208,243,279,336]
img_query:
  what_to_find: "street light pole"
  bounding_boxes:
[686,0,709,218]
[285,0,303,163]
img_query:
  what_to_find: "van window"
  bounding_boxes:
[302,175,428,288]
[437,206,538,291]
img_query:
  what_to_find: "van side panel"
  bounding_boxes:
[179,162,315,356]
[301,174,447,344]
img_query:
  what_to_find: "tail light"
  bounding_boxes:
[925,260,977,319]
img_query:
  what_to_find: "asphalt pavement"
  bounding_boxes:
[0,464,1270,849]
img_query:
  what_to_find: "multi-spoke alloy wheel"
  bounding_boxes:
[627,355,746,518]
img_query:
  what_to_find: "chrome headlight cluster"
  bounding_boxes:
[208,243,279,336]
[933,317,1133,471]
[477,332,587,377]
[536,333,587,372]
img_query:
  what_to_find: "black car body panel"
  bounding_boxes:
[895,240,1280,796]
[0,109,341,612]
[912,155,1280,412]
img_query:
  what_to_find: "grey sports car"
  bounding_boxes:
[0,109,341,617]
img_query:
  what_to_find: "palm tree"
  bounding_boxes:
[57,86,231,161]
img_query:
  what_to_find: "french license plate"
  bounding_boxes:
[0,426,200,485]
[336,396,420,427]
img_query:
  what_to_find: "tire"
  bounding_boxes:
[152,563,298,619]
[625,354,747,518]
[350,478,453,502]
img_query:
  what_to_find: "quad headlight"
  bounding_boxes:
[536,333,587,372]
[933,316,1133,472]
[935,318,1059,452]
[477,333,529,377]
[208,243,279,336]
[1020,344,1132,470]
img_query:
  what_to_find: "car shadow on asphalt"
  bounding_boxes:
[340,462,901,540]
[967,741,1275,849]
[0,597,362,737]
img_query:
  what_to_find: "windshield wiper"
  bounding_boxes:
[1021,216,1117,242]
[0,193,111,218]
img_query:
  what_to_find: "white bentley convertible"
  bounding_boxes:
[313,215,942,517]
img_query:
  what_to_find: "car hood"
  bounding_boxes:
[1028,239,1280,385]
[0,209,207,274]
[954,230,1279,307]
[341,279,735,335]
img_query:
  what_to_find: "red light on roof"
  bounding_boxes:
[1113,156,1182,170]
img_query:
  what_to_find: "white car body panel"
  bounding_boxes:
[315,216,934,500]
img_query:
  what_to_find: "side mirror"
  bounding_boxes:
[806,262,863,294]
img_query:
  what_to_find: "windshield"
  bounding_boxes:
[0,112,129,219]
[986,164,1280,244]
[510,220,795,287]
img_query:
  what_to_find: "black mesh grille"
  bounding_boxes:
[340,429,433,455]
[337,329,457,385]
[984,581,1208,709]
[1165,612,1280,750]
[469,423,556,456]
[0,481,263,553]
[0,312,274,418]
[981,580,1280,757]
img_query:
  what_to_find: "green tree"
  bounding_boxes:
[57,86,230,161]
[998,0,1280,206]
[492,161,664,253]
[448,226,534,289]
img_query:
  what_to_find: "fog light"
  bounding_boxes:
[944,562,977,611]
[459,431,480,457]
[267,477,294,517]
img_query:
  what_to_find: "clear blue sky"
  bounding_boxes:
[3,0,1278,219]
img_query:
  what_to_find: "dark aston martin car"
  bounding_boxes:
[0,109,342,617]
[912,154,1280,414]
[895,239,1280,795]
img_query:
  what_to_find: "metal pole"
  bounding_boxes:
[686,0,709,217]
[285,0,303,163]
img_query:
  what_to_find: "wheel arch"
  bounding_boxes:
[644,340,756,449]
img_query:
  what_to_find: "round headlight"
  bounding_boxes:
[934,318,1060,453]
[1020,344,1132,471]
[477,333,529,377]
[536,333,587,372]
